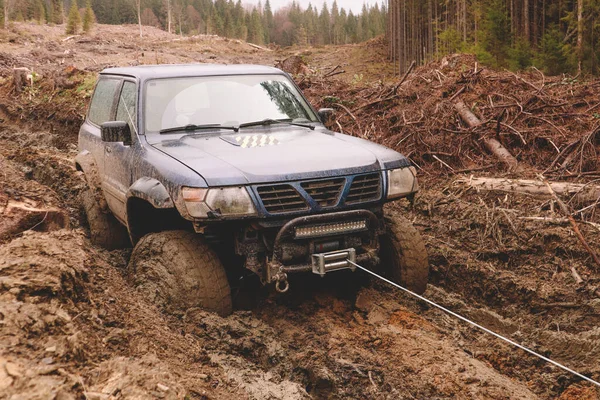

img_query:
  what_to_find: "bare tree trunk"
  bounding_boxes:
[135,0,142,37]
[4,0,12,27]
[462,0,467,42]
[523,0,530,41]
[533,0,539,45]
[542,0,546,40]
[577,0,584,72]
[509,0,514,38]
[458,177,600,203]
[454,101,522,172]
[167,0,172,34]
[428,0,433,56]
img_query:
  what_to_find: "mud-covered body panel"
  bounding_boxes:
[77,64,412,224]
[148,127,409,186]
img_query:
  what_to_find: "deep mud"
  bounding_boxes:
[1,22,600,399]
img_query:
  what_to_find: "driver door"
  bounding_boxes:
[102,80,138,223]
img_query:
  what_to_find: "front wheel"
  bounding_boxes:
[127,230,232,316]
[81,188,130,250]
[378,214,429,294]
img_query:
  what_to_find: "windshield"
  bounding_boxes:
[144,74,318,133]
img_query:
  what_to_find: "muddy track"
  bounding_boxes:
[1,127,597,399]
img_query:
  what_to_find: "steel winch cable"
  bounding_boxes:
[347,260,600,388]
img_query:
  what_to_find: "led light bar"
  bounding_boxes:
[295,220,368,239]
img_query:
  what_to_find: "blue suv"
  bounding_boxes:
[76,64,428,316]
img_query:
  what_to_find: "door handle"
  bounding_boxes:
[105,146,112,154]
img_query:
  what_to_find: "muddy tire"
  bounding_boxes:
[127,230,232,316]
[379,214,429,294]
[81,188,130,250]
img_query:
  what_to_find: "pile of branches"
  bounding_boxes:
[300,54,600,180]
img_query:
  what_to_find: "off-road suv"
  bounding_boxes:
[76,64,428,316]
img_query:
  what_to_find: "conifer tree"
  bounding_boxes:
[66,0,81,34]
[263,0,273,43]
[82,0,94,32]
[35,0,45,23]
[53,0,63,24]
[319,2,331,44]
[483,0,511,66]
[46,0,54,24]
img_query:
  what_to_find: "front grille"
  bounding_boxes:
[301,178,345,207]
[257,184,308,213]
[346,173,382,204]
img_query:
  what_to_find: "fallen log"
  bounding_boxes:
[539,174,600,270]
[519,217,600,232]
[458,176,600,204]
[247,42,272,51]
[454,100,523,172]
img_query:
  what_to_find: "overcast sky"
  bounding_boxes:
[247,0,384,14]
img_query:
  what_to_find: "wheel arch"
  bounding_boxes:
[126,179,189,244]
[127,177,175,209]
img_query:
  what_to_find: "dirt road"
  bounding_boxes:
[1,22,599,399]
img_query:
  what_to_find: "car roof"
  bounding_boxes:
[100,64,285,81]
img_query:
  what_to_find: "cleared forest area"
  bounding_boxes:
[0,21,599,399]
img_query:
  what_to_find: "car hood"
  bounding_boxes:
[148,127,410,186]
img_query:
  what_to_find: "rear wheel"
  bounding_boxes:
[81,188,130,250]
[127,230,232,316]
[378,214,429,294]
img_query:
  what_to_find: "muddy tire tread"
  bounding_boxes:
[128,230,232,316]
[81,188,130,250]
[380,214,429,294]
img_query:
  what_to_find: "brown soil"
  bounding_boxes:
[1,22,599,399]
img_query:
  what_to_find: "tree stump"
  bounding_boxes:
[13,67,32,94]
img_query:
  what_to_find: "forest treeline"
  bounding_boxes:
[0,0,387,46]
[388,0,600,75]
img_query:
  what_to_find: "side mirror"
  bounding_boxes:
[101,121,132,146]
[318,108,334,123]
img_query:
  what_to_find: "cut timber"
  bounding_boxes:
[459,177,600,204]
[0,198,69,241]
[247,42,272,51]
[454,101,522,172]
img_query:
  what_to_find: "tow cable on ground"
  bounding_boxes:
[347,260,600,388]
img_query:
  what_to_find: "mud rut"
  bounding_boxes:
[1,125,599,399]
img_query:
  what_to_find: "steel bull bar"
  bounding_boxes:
[267,210,383,292]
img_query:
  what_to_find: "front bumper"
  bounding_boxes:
[265,209,383,285]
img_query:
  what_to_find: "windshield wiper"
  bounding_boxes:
[237,118,315,130]
[160,124,239,134]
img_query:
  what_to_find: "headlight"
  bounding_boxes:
[386,167,418,199]
[182,186,257,218]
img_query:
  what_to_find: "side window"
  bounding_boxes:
[116,81,137,134]
[88,78,121,126]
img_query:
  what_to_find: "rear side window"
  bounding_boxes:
[88,78,121,126]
